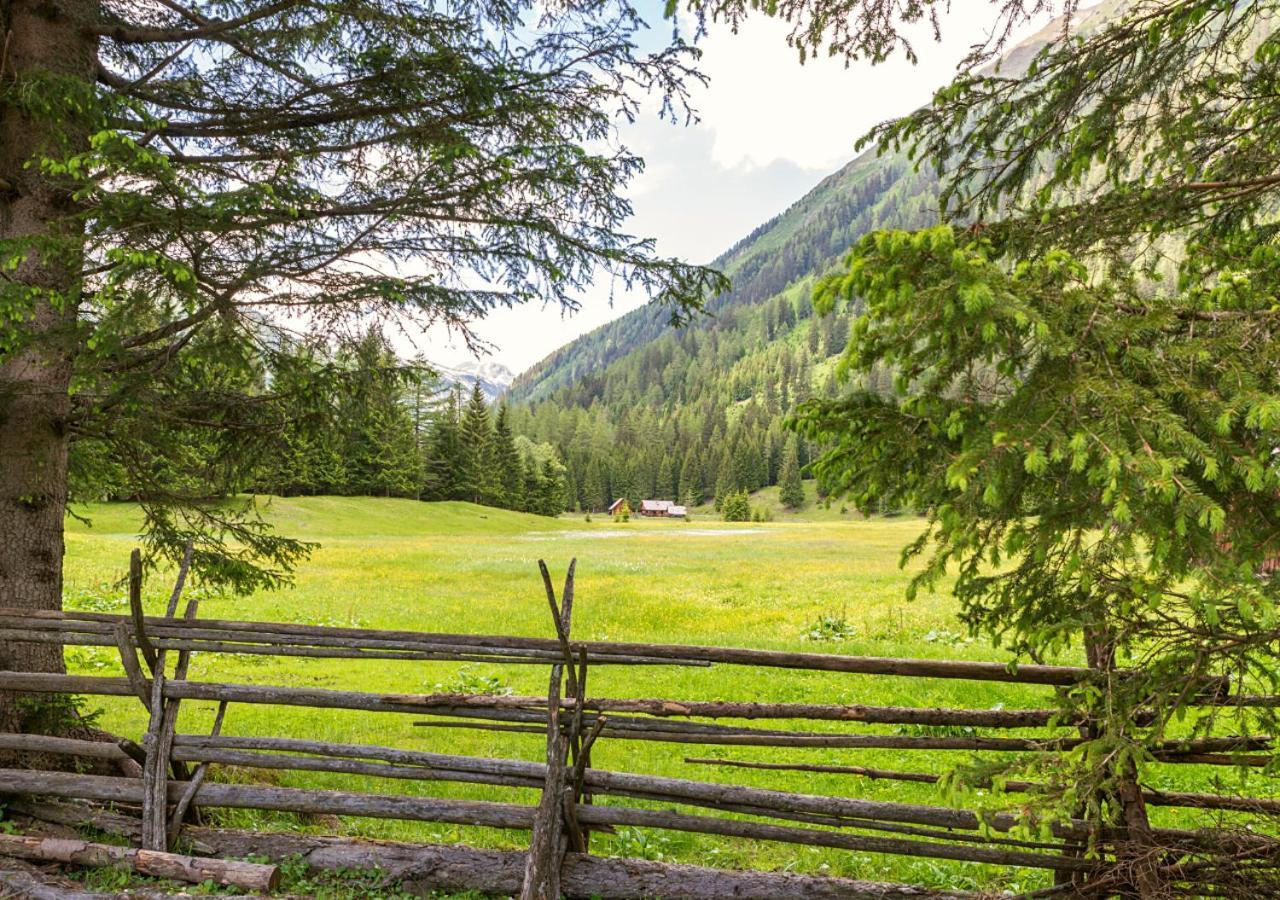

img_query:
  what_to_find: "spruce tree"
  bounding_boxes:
[732,437,757,492]
[537,459,568,517]
[713,459,736,512]
[626,462,647,509]
[339,332,422,498]
[458,383,495,506]
[426,387,465,501]
[778,436,804,509]
[791,1,1280,859]
[492,404,525,511]
[655,452,676,500]
[259,343,346,496]
[583,460,609,512]
[521,458,542,515]
[721,491,751,522]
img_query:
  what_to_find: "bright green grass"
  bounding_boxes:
[59,497,1256,894]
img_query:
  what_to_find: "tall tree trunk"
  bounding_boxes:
[0,0,97,735]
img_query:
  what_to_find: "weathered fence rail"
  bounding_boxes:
[0,552,1277,898]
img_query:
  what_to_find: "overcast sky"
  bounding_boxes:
[416,1,1058,376]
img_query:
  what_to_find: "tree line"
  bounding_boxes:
[249,319,817,519]
[247,332,570,517]
[251,325,808,519]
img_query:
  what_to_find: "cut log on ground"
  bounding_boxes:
[0,833,280,891]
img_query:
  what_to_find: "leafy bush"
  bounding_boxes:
[721,491,751,522]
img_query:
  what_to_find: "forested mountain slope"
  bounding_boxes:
[505,6,1115,513]
[509,150,931,405]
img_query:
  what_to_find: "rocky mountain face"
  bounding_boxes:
[436,359,515,402]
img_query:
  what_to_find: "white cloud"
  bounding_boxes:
[686,8,1010,172]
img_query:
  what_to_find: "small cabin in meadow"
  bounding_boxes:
[638,500,686,518]
[607,498,630,518]
[639,499,673,517]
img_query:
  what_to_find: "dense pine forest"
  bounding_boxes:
[507,291,844,513]
[247,331,571,517]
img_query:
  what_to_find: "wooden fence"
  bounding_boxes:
[0,554,1278,898]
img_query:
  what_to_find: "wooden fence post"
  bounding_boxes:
[139,644,170,850]
[521,561,585,899]
[521,662,570,900]
[138,544,199,851]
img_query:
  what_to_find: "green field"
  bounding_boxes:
[57,497,1247,894]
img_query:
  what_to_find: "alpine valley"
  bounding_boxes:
[504,8,1119,516]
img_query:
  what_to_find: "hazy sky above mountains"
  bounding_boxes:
[419,1,1058,376]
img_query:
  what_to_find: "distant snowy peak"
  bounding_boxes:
[434,359,515,402]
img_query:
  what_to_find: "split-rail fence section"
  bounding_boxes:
[0,553,1277,898]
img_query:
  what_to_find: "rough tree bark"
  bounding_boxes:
[0,0,97,736]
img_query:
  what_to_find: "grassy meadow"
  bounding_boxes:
[56,496,1262,894]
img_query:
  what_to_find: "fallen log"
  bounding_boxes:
[0,833,279,891]
[15,770,1277,875]
[14,802,980,898]
[0,862,103,900]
